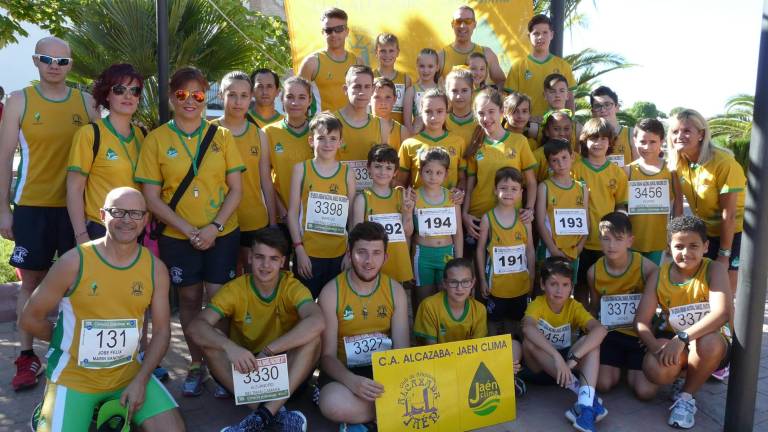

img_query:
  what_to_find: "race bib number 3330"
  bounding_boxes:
[232,354,290,405]
[78,319,140,369]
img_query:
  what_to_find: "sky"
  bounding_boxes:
[0,1,764,118]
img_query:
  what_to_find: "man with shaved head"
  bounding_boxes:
[0,36,99,390]
[20,187,185,431]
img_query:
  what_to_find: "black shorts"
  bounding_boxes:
[318,365,373,389]
[239,228,263,248]
[657,331,731,370]
[158,229,240,286]
[525,347,571,386]
[600,331,645,370]
[705,232,742,271]
[486,294,528,322]
[294,254,344,299]
[9,206,74,271]
[86,220,107,240]
[577,249,603,288]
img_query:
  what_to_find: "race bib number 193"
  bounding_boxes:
[553,208,588,235]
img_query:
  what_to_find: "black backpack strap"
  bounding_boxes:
[90,122,101,163]
[245,111,258,126]
[150,124,219,239]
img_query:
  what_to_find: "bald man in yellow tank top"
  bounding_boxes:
[0,36,99,391]
[298,7,365,113]
[439,5,505,87]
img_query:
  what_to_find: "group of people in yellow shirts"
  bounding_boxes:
[0,4,747,432]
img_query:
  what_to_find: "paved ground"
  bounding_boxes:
[1,303,767,432]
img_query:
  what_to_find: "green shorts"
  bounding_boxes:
[35,376,177,431]
[413,244,454,287]
[640,250,664,266]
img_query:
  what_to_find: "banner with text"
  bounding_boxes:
[284,0,533,79]
[372,334,516,431]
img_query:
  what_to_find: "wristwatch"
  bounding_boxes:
[676,331,690,346]
[211,221,224,232]
[567,351,580,362]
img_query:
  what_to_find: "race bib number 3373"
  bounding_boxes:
[600,294,641,328]
[78,319,140,369]
[232,354,290,405]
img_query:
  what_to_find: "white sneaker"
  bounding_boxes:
[668,397,696,429]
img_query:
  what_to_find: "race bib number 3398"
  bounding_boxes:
[305,191,349,235]
[232,354,290,405]
[78,319,140,369]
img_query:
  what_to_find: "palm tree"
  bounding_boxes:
[709,94,754,143]
[63,0,290,128]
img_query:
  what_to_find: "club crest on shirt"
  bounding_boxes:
[524,70,533,80]
[250,146,259,155]
[72,114,84,126]
[167,147,178,158]
[131,281,144,296]
[329,183,339,194]
[106,148,118,161]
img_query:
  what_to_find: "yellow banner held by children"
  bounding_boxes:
[284,0,533,79]
[372,334,516,431]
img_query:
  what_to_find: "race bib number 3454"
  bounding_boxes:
[232,354,290,405]
[78,319,140,369]
[305,191,349,235]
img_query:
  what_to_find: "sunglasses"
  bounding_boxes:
[322,24,347,35]
[452,18,475,27]
[174,89,206,103]
[111,84,142,97]
[33,54,72,66]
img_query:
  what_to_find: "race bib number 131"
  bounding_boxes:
[78,319,140,369]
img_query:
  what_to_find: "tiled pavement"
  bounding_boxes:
[1,302,767,431]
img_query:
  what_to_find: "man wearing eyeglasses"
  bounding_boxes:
[439,5,506,87]
[298,7,364,113]
[20,187,184,431]
[0,36,99,391]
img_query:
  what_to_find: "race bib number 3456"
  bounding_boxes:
[232,354,290,405]
[305,191,349,235]
[78,319,140,369]
[628,180,670,215]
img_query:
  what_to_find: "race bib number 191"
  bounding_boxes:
[493,245,526,274]
[78,319,140,369]
[232,354,290,405]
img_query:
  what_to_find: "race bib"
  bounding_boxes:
[344,333,393,367]
[538,320,571,349]
[416,207,457,236]
[607,154,625,167]
[553,208,588,235]
[669,302,711,332]
[78,319,140,369]
[628,180,670,215]
[345,160,372,192]
[600,294,641,328]
[368,213,406,242]
[232,354,290,405]
[492,245,526,275]
[393,83,405,113]
[305,191,349,235]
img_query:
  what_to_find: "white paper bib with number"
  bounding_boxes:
[78,319,140,369]
[368,213,406,242]
[553,208,588,235]
[607,154,625,167]
[538,320,571,349]
[628,180,670,215]
[417,207,457,236]
[232,354,290,405]
[345,160,372,192]
[305,191,349,235]
[669,302,711,332]
[344,333,393,367]
[493,245,526,274]
[600,294,641,328]
[393,84,405,113]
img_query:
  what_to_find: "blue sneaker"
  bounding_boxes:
[182,365,206,397]
[213,382,231,399]
[220,410,268,432]
[339,423,374,432]
[275,408,307,432]
[570,404,596,432]
[592,396,608,422]
[153,365,170,382]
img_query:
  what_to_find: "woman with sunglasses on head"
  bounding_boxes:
[67,64,147,243]
[135,66,245,397]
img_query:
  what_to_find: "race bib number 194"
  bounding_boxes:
[417,207,457,236]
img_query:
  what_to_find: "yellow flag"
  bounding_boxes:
[372,335,516,431]
[284,0,533,79]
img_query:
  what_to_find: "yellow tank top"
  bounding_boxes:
[15,86,89,206]
[441,43,485,78]
[264,119,313,209]
[414,186,454,242]
[628,161,673,253]
[314,50,358,112]
[485,209,530,298]
[446,112,477,149]
[335,271,395,362]
[388,120,403,151]
[543,178,587,260]
[609,126,633,167]
[336,111,384,162]
[398,131,466,189]
[656,259,713,332]
[374,70,407,124]
[67,118,144,224]
[363,187,413,282]
[247,110,283,129]
[46,243,154,392]
[212,119,268,232]
[594,252,645,336]
[300,160,349,258]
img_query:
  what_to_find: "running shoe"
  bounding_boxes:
[711,365,730,381]
[182,364,206,397]
[514,376,527,397]
[220,410,268,432]
[312,383,321,406]
[566,397,606,423]
[213,382,231,399]
[12,353,43,391]
[137,351,170,382]
[668,397,697,429]
[275,408,307,432]
[670,377,685,401]
[569,404,596,432]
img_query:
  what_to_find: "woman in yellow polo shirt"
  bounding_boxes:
[135,66,245,397]
[67,63,146,242]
